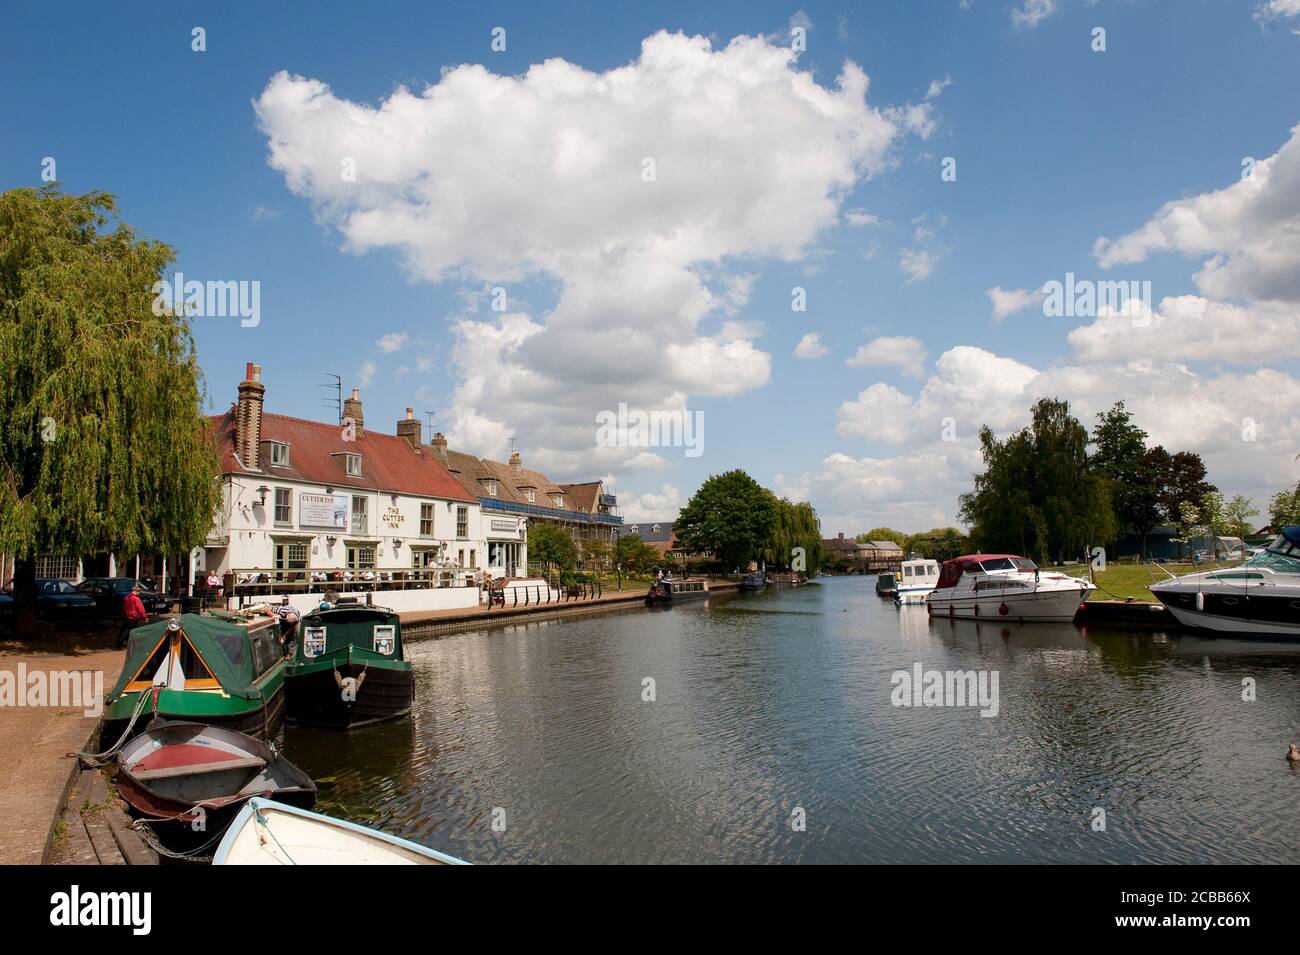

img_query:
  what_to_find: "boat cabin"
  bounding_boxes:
[295,606,404,663]
[112,614,281,697]
[935,554,1038,590]
[898,558,940,588]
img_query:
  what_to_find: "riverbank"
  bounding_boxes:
[0,637,123,864]
[401,580,740,636]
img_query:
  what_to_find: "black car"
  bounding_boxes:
[0,578,98,621]
[76,578,172,617]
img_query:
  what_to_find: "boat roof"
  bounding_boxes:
[945,554,1026,564]
[109,614,271,701]
[1283,527,1300,547]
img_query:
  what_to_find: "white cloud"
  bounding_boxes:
[987,285,1043,321]
[618,483,683,522]
[1012,0,1058,29]
[794,332,829,359]
[846,335,928,378]
[376,332,409,353]
[358,360,376,387]
[899,247,936,283]
[1257,0,1300,21]
[1094,124,1300,305]
[844,208,880,226]
[925,76,953,100]
[251,205,282,222]
[256,30,907,476]
[1069,295,1300,364]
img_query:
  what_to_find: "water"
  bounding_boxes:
[283,577,1300,863]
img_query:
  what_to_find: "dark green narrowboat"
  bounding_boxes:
[284,605,414,729]
[102,614,286,745]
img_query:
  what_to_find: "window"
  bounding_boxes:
[482,479,497,497]
[269,441,290,466]
[274,488,292,525]
[420,503,434,537]
[351,496,368,535]
[35,555,78,579]
[469,549,476,568]
[525,488,536,504]
[456,505,468,539]
[345,453,362,477]
[274,540,309,580]
[552,493,564,508]
[346,545,376,569]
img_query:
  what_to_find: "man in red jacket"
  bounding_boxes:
[116,585,149,648]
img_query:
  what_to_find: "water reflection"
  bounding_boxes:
[276,577,1300,864]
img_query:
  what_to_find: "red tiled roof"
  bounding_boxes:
[208,408,476,502]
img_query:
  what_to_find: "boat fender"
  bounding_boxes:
[1196,592,1205,612]
[998,602,1009,616]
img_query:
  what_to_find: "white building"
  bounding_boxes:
[204,364,515,613]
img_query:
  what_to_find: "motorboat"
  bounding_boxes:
[926,554,1094,623]
[213,798,468,865]
[1149,527,1300,636]
[894,558,940,605]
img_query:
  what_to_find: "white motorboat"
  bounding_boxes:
[893,558,940,605]
[213,797,470,865]
[1149,528,1300,637]
[926,553,1094,623]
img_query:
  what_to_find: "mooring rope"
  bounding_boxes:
[129,818,225,863]
[73,688,154,767]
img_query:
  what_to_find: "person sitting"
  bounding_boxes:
[273,596,301,656]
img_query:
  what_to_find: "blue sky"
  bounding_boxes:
[4,0,1300,533]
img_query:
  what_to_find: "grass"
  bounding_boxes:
[1050,560,1243,603]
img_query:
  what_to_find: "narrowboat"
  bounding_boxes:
[1149,527,1300,636]
[739,569,767,591]
[284,605,414,729]
[214,798,469,865]
[645,578,709,606]
[102,614,286,745]
[926,554,1094,622]
[875,572,898,597]
[116,721,315,828]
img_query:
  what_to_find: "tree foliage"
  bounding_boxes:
[761,497,823,572]
[0,187,219,632]
[674,469,777,570]
[906,527,969,562]
[959,398,1117,562]
[528,522,578,570]
[614,534,659,573]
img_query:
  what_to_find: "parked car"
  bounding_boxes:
[0,578,98,621]
[76,577,172,618]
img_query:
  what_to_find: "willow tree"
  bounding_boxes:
[0,187,219,635]
[761,496,823,573]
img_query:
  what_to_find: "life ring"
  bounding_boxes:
[998,602,1009,616]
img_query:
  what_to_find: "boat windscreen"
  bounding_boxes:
[1246,536,1300,573]
[978,558,1017,571]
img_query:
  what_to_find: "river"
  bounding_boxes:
[284,576,1300,863]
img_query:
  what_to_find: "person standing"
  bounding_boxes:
[273,596,301,656]
[116,586,149,649]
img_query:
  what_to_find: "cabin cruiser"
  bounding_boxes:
[926,554,1094,623]
[894,558,940,605]
[1149,527,1300,636]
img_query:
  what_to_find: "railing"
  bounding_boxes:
[487,577,603,610]
[221,566,476,603]
[478,496,624,525]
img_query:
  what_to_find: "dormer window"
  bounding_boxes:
[551,493,564,508]
[269,441,290,467]
[525,489,536,504]
[482,479,498,497]
[345,453,362,477]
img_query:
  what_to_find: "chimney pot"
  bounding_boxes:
[236,361,266,469]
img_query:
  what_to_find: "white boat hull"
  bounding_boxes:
[214,797,468,865]
[895,588,933,605]
[927,586,1089,623]
[1159,605,1300,637]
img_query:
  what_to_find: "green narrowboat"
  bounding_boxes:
[102,614,286,746]
[284,605,414,729]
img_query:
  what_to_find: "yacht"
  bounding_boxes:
[1149,528,1300,636]
[894,557,940,605]
[926,554,1094,623]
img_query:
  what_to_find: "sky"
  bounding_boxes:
[4,0,1300,535]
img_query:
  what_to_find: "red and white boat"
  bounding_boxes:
[926,554,1093,623]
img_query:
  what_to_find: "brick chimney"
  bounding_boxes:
[509,450,522,474]
[396,407,421,449]
[431,431,449,465]
[343,387,364,438]
[236,362,265,469]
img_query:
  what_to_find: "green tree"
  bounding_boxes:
[528,523,578,570]
[614,534,659,573]
[762,497,823,573]
[674,469,777,571]
[1166,451,1216,521]
[578,536,611,568]
[0,187,219,635]
[907,527,968,562]
[1128,446,1174,559]
[1089,400,1150,545]
[1221,495,1259,541]
[959,398,1118,562]
[1268,485,1300,528]
[856,527,909,551]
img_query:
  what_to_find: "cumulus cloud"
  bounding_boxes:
[844,208,880,226]
[794,332,829,359]
[846,335,928,378]
[899,247,936,283]
[358,360,376,387]
[1257,0,1300,21]
[1012,0,1058,29]
[618,482,684,522]
[1093,124,1300,305]
[376,332,409,353]
[987,285,1043,321]
[255,30,905,475]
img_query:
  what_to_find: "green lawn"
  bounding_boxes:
[1051,561,1242,603]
